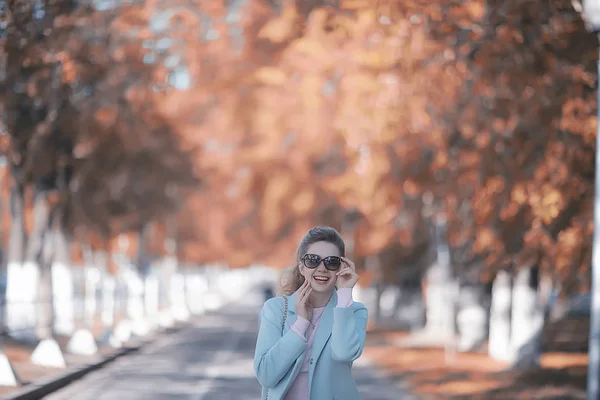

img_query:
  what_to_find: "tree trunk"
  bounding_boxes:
[106,239,125,327]
[365,255,383,324]
[5,181,30,339]
[32,192,55,341]
[127,226,150,336]
[0,168,6,341]
[35,227,53,341]
[169,259,189,322]
[394,280,426,331]
[65,239,98,356]
[457,282,489,352]
[30,216,67,367]
[138,225,155,325]
[510,267,544,369]
[488,270,513,361]
[82,243,98,329]
[19,187,49,341]
[97,249,115,328]
[162,217,189,323]
[424,262,456,338]
[159,255,176,328]
[100,240,130,347]
[0,169,22,385]
[50,214,74,336]
[424,217,456,339]
[379,284,401,321]
[136,225,151,280]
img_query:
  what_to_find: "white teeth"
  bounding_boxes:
[314,277,329,281]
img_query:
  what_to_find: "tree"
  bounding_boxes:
[3,0,198,343]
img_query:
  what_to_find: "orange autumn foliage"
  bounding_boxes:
[2,0,597,294]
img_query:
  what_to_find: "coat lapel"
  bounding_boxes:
[287,292,298,315]
[310,290,337,364]
[286,289,337,365]
[280,293,306,394]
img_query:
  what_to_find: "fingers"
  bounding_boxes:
[301,286,311,301]
[297,280,312,304]
[341,257,355,270]
[299,278,309,291]
[339,257,357,277]
[299,279,308,291]
[299,288,312,309]
[336,265,351,277]
[337,266,358,285]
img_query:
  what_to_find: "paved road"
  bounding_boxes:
[47,289,412,400]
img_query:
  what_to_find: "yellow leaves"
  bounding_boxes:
[301,75,324,109]
[554,224,586,273]
[570,65,596,87]
[476,177,505,197]
[492,118,509,132]
[95,106,119,127]
[433,151,448,169]
[291,190,316,215]
[465,2,486,20]
[254,67,287,85]
[290,37,331,59]
[560,98,597,146]
[355,8,377,27]
[55,52,77,83]
[499,201,520,220]
[146,0,596,271]
[341,0,371,10]
[473,227,497,253]
[356,225,396,255]
[529,184,565,224]
[472,177,507,223]
[257,3,298,44]
[354,50,398,69]
[475,131,491,148]
[403,180,420,196]
[446,1,486,28]
[460,122,476,139]
[263,173,293,204]
[511,184,528,205]
[458,151,480,169]
[540,189,563,213]
[323,148,396,216]
[339,72,377,95]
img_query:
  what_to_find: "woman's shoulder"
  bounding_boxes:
[262,295,288,314]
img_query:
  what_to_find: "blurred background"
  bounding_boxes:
[0,0,598,399]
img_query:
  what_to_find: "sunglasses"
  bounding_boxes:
[301,254,342,271]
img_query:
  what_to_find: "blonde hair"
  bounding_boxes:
[278,226,345,296]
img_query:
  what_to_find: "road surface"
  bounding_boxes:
[47,289,412,400]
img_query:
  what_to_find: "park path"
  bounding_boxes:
[47,288,414,399]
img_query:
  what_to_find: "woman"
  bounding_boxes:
[254,226,368,400]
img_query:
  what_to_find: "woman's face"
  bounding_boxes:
[299,241,341,294]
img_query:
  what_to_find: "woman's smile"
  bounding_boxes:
[313,275,331,285]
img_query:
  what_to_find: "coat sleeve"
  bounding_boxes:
[254,298,307,388]
[331,302,368,362]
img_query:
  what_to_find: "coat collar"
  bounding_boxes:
[287,289,337,314]
[286,289,337,372]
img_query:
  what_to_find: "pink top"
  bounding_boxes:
[283,288,354,400]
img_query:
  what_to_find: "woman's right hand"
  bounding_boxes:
[295,279,313,321]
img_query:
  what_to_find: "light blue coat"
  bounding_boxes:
[254,290,368,400]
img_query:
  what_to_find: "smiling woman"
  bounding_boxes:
[254,226,368,400]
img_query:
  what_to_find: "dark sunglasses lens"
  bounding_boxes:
[324,257,341,270]
[303,255,320,268]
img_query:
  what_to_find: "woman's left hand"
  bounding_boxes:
[337,257,359,289]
